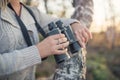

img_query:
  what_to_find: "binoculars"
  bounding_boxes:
[47,20,81,64]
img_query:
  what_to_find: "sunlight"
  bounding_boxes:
[37,0,120,33]
[93,0,106,26]
[90,0,120,33]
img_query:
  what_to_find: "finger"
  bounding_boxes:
[56,37,68,45]
[81,30,89,43]
[51,34,65,40]
[75,32,86,48]
[79,33,86,42]
[56,48,68,54]
[84,28,93,39]
[56,41,69,50]
[75,31,85,43]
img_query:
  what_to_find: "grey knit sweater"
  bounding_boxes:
[0,5,76,80]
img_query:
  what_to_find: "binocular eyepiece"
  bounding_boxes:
[47,20,81,64]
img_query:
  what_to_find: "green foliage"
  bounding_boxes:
[87,54,118,80]
[88,61,108,80]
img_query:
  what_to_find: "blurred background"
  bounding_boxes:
[21,0,120,80]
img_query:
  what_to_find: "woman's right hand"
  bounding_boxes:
[36,34,69,58]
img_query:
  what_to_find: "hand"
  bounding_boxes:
[36,34,69,58]
[71,22,92,48]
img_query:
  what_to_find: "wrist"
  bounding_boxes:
[36,44,44,58]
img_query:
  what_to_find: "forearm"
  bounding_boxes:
[0,45,41,76]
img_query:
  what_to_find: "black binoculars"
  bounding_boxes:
[47,20,81,64]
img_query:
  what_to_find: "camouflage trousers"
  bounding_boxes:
[53,49,87,80]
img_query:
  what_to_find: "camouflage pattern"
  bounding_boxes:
[71,0,94,28]
[53,49,87,80]
[53,0,93,80]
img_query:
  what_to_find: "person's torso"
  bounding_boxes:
[0,5,40,80]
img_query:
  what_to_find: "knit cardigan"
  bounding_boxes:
[0,5,77,80]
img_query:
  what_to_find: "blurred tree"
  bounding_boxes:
[71,0,94,28]
[105,0,116,49]
[53,0,94,80]
[71,0,94,79]
[24,0,39,7]
[25,0,32,5]
[44,0,48,13]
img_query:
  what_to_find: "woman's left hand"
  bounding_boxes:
[71,22,92,48]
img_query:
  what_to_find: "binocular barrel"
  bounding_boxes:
[56,20,81,53]
[47,20,81,64]
[48,22,70,64]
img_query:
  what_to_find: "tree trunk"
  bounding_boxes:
[53,49,87,80]
[25,0,32,5]
[105,0,116,49]
[71,0,93,28]
[44,0,48,13]
[53,0,93,80]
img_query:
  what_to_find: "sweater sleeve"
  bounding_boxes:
[0,45,41,76]
[30,7,79,33]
